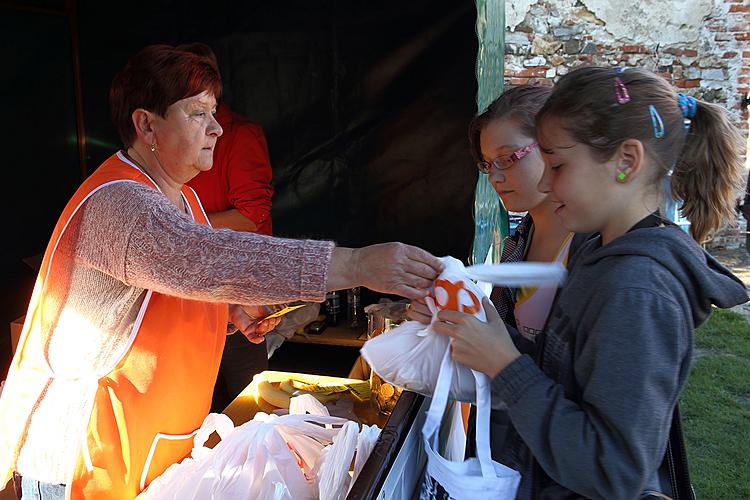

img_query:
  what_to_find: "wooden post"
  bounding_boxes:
[472,0,508,265]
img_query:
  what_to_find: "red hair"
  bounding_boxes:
[109,44,222,148]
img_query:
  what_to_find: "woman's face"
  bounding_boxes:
[479,118,548,212]
[151,90,223,183]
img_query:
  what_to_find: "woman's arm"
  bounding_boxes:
[75,182,441,306]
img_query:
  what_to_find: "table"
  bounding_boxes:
[287,324,367,348]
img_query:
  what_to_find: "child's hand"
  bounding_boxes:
[405,297,433,324]
[433,297,521,378]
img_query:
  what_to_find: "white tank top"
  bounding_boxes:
[514,233,573,342]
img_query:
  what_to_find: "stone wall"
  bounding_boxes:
[501,0,750,247]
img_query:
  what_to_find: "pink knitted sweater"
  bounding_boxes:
[14,180,333,483]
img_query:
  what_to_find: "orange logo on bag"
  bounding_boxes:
[434,279,481,314]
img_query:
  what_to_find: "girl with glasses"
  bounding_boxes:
[467,84,575,344]
[408,84,584,468]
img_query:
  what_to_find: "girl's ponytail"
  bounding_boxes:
[672,99,744,244]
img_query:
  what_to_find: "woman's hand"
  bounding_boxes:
[405,297,433,324]
[327,243,444,300]
[228,304,282,344]
[432,298,521,378]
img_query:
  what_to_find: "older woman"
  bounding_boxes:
[0,44,442,499]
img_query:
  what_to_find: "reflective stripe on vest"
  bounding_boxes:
[0,152,228,499]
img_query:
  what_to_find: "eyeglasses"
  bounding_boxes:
[477,142,538,174]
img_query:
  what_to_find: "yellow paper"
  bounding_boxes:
[262,304,305,320]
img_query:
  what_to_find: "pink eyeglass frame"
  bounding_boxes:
[477,142,538,174]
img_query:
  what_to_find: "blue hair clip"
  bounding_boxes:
[677,93,697,129]
[649,105,664,138]
[615,67,626,74]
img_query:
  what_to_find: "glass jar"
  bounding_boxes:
[365,301,408,414]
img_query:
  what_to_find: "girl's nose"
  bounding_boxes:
[489,168,506,184]
[537,163,553,194]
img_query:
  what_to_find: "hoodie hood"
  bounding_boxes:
[577,226,748,328]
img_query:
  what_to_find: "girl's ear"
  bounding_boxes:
[131,108,157,147]
[615,139,645,183]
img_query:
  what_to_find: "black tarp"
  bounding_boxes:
[2,0,479,375]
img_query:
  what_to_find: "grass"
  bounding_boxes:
[681,308,750,498]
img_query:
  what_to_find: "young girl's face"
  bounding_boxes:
[479,118,548,212]
[537,119,621,234]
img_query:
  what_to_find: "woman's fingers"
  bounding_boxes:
[244,331,266,344]
[405,245,444,276]
[352,243,442,299]
[228,304,280,343]
[256,317,281,335]
[404,273,434,291]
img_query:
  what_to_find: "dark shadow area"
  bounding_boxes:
[269,343,360,378]
[2,0,478,377]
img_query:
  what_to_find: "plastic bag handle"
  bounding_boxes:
[465,262,567,287]
[422,347,495,478]
[193,413,235,450]
[472,370,494,477]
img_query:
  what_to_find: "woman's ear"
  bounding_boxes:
[614,139,645,183]
[131,108,157,147]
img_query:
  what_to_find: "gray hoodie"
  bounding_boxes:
[491,224,748,499]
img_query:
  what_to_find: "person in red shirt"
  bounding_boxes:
[187,102,273,235]
[179,43,274,412]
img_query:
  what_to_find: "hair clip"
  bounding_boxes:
[649,105,664,138]
[615,67,626,74]
[614,77,630,104]
[677,93,697,129]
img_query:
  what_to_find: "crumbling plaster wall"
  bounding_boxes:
[502,0,750,247]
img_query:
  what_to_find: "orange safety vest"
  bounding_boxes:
[0,152,228,499]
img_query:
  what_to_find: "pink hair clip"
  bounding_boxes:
[614,77,630,104]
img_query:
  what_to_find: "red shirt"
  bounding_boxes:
[188,103,273,235]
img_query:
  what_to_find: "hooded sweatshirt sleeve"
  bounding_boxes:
[492,286,690,499]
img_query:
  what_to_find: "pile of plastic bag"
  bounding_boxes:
[138,395,380,500]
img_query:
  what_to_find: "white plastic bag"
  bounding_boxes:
[419,349,521,500]
[137,413,236,499]
[318,421,382,500]
[351,424,381,486]
[361,257,565,402]
[318,421,359,500]
[440,402,466,462]
[138,399,350,500]
[289,393,330,417]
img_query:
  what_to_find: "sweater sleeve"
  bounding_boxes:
[490,287,689,499]
[74,181,332,305]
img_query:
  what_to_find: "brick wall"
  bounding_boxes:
[502,0,750,247]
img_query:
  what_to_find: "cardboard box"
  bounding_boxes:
[9,315,24,357]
